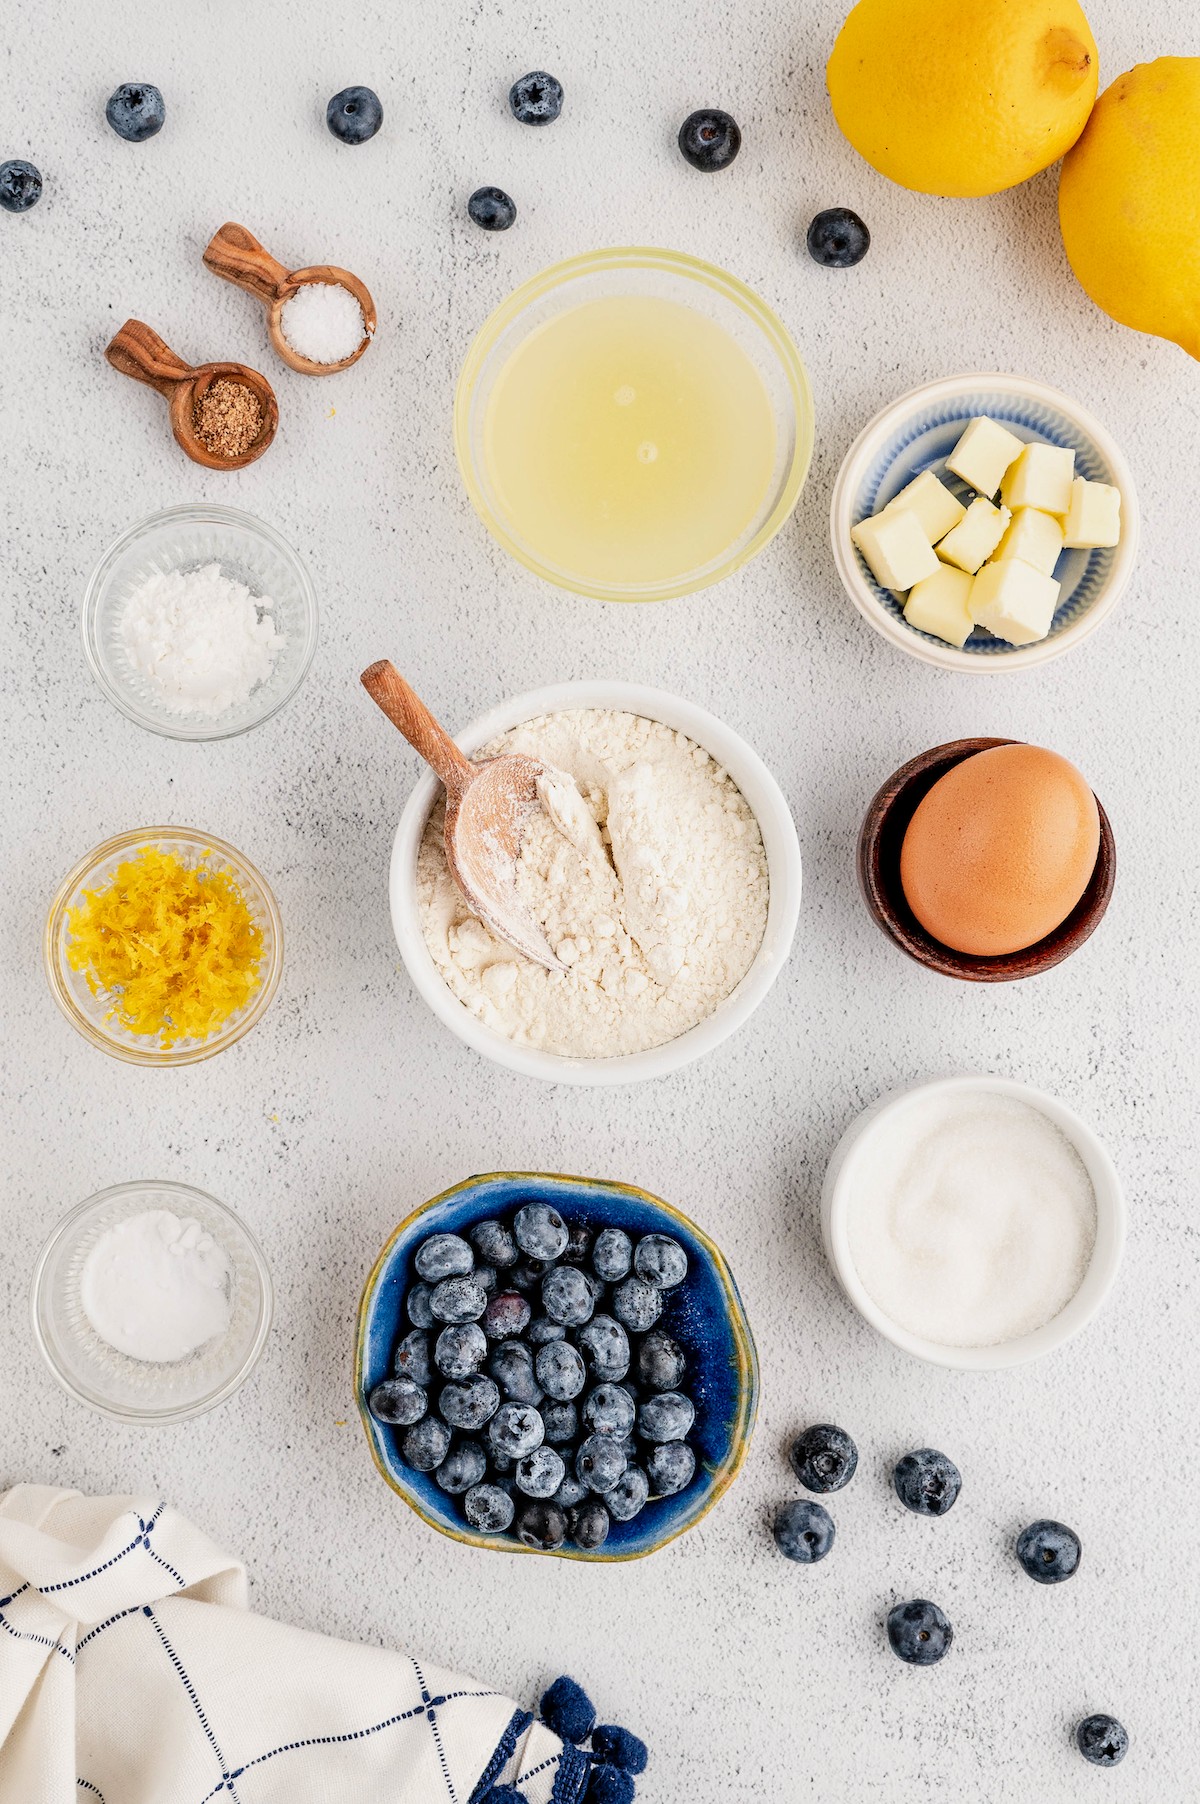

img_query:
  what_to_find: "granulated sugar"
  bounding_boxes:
[280,282,367,363]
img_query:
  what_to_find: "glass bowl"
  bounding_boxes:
[44,826,283,1066]
[82,504,318,739]
[454,246,814,602]
[32,1180,273,1423]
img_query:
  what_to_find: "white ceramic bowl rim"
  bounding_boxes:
[821,1075,1126,1370]
[389,681,802,1086]
[829,372,1141,674]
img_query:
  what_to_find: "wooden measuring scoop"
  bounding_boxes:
[105,319,278,469]
[361,659,566,973]
[203,221,376,376]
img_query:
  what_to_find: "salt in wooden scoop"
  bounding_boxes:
[361,659,567,972]
[204,222,376,377]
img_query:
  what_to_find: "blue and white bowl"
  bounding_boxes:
[830,374,1139,672]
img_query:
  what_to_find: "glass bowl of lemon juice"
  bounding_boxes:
[455,247,814,603]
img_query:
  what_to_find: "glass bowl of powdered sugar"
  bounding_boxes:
[31,1180,273,1422]
[82,503,318,740]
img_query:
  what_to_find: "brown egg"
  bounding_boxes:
[899,744,1100,957]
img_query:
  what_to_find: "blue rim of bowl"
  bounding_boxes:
[355,1171,760,1559]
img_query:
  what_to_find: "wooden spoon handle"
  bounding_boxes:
[203,221,291,304]
[105,319,194,396]
[361,660,475,795]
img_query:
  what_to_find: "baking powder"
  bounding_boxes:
[80,1209,233,1363]
[119,562,285,718]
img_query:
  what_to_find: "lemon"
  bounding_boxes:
[1059,58,1200,361]
[827,0,1098,197]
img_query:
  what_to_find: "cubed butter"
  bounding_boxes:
[1001,442,1076,515]
[946,416,1024,498]
[937,497,1011,574]
[969,557,1061,646]
[1061,477,1121,549]
[995,507,1064,576]
[882,470,967,544]
[850,507,940,592]
[903,564,976,648]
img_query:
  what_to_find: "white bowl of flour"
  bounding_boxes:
[389,682,802,1084]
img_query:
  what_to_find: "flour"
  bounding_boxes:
[417,709,770,1057]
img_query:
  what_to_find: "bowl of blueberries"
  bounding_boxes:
[356,1172,758,1559]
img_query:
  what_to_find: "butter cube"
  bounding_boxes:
[882,470,966,544]
[937,497,1011,574]
[969,557,1061,646]
[995,507,1065,576]
[946,416,1025,498]
[903,564,976,648]
[851,508,940,592]
[1061,477,1121,548]
[1001,442,1076,515]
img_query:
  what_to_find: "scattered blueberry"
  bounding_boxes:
[516,1445,566,1498]
[893,1449,961,1517]
[489,1402,545,1460]
[591,1726,648,1775]
[105,83,166,142]
[577,1433,627,1494]
[773,1498,836,1564]
[509,70,563,126]
[0,160,41,214]
[514,1203,569,1260]
[586,1766,635,1804]
[633,1233,687,1289]
[807,206,870,270]
[637,1330,686,1391]
[647,1442,695,1496]
[584,1383,636,1439]
[592,1228,632,1282]
[393,1329,432,1387]
[490,1340,543,1405]
[471,1219,518,1266]
[434,1322,487,1379]
[431,1275,487,1323]
[438,1375,500,1431]
[578,1315,631,1380]
[541,1675,596,1745]
[402,1416,451,1472]
[790,1424,858,1494]
[1076,1714,1128,1768]
[484,1291,532,1340]
[554,1472,588,1509]
[886,1598,953,1665]
[678,108,741,173]
[416,1233,474,1282]
[368,1377,427,1426]
[568,1498,611,1549]
[542,1266,596,1327]
[436,1440,488,1494]
[612,1278,662,1334]
[406,1282,435,1328]
[465,1482,515,1533]
[542,1400,579,1444]
[605,1466,650,1522]
[1016,1520,1081,1584]
[637,1391,694,1443]
[536,1340,587,1401]
[529,1315,567,1344]
[326,85,383,145]
[468,186,517,231]
[516,1499,567,1551]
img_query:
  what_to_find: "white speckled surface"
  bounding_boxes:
[2,2,1198,1797]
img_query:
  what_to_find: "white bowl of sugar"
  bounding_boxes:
[821,1075,1125,1370]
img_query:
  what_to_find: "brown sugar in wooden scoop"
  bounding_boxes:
[105,319,278,470]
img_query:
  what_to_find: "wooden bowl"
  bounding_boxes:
[203,222,376,377]
[858,737,1115,982]
[105,319,278,470]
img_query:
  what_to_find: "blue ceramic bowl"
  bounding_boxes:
[830,373,1139,672]
[356,1172,758,1560]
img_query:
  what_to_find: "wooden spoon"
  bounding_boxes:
[361,659,565,973]
[105,319,278,470]
[203,221,376,376]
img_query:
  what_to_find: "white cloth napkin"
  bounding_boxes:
[0,1486,589,1804]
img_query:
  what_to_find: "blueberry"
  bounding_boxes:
[554,1473,588,1509]
[475,1264,498,1296]
[515,1499,567,1551]
[529,1315,567,1345]
[773,1498,835,1564]
[1016,1519,1081,1584]
[489,1401,545,1460]
[326,85,383,145]
[438,1375,500,1431]
[563,1220,592,1263]
[105,83,166,142]
[509,70,563,126]
[584,1383,636,1439]
[886,1598,953,1665]
[430,1275,487,1323]
[467,186,517,232]
[606,1466,650,1523]
[634,1233,687,1289]
[577,1433,628,1493]
[536,1340,586,1401]
[0,159,42,213]
[490,1340,543,1405]
[567,1499,611,1550]
[592,1228,632,1282]
[578,1315,631,1380]
[806,206,870,270]
[540,1675,596,1744]
[542,1400,579,1444]
[591,1726,648,1776]
[542,1265,596,1327]
[415,1233,474,1282]
[367,1377,427,1426]
[612,1278,662,1334]
[464,1482,515,1534]
[585,1769,634,1804]
[510,1257,551,1294]
[790,1424,858,1494]
[678,109,741,173]
[393,1330,432,1387]
[470,1219,518,1266]
[435,1439,487,1494]
[637,1331,686,1391]
[406,1282,435,1328]
[1076,1714,1128,1767]
[637,1391,694,1443]
[514,1202,569,1260]
[647,1441,695,1496]
[893,1449,961,1517]
[484,1291,532,1340]
[401,1416,451,1472]
[516,1445,565,1498]
[435,1322,487,1380]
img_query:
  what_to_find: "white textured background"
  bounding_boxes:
[2,2,1198,1798]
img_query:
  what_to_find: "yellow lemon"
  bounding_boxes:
[1059,58,1200,361]
[827,0,1098,197]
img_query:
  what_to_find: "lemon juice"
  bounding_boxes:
[482,293,777,593]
